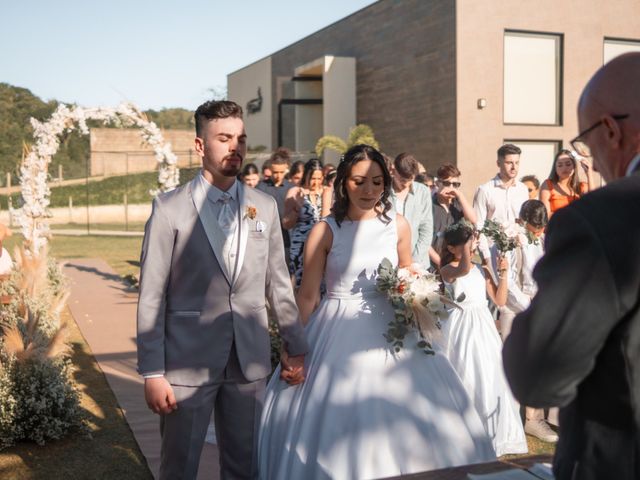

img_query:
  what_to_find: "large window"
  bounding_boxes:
[604,38,640,64]
[504,31,563,125]
[505,140,562,184]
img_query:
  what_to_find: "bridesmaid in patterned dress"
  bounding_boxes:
[282,159,332,288]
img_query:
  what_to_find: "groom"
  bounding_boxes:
[137,100,308,479]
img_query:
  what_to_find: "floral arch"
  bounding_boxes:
[20,102,180,252]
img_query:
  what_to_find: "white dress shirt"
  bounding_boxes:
[198,174,240,280]
[474,175,529,227]
[474,175,529,259]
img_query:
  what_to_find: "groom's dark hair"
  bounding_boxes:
[194,100,243,137]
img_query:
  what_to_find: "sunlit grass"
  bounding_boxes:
[4,234,142,278]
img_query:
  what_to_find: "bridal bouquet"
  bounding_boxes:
[377,259,457,355]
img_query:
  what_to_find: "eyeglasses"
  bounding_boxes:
[527,188,535,193]
[439,180,461,188]
[570,114,629,157]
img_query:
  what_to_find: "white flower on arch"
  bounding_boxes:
[19,102,180,252]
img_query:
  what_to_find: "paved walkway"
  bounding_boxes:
[64,258,218,479]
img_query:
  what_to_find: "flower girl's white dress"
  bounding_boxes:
[441,264,528,456]
[258,215,495,480]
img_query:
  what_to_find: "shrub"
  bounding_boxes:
[0,244,88,449]
[0,355,87,448]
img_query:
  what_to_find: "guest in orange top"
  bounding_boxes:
[540,149,593,216]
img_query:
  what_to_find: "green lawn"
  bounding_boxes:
[0,166,201,209]
[4,234,143,278]
[51,222,146,232]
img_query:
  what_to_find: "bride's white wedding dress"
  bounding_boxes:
[257,215,495,479]
[441,264,528,456]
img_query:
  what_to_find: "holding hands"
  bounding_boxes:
[280,350,306,386]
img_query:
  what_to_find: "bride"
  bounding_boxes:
[258,144,495,479]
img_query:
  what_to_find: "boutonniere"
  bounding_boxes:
[245,205,257,220]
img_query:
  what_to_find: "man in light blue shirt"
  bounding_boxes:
[389,153,433,265]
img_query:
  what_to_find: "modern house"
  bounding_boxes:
[228,0,640,195]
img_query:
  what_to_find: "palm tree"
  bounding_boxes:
[315,124,379,157]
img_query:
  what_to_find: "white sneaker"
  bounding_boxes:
[547,407,559,426]
[525,419,558,443]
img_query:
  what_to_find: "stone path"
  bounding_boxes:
[64,258,218,479]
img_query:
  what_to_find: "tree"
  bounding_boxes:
[144,108,194,130]
[315,124,379,157]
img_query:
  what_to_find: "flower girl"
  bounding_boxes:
[438,220,528,456]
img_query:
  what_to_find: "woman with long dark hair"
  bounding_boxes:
[258,145,495,479]
[282,159,331,288]
[539,149,593,216]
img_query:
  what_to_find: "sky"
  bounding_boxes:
[1,0,376,110]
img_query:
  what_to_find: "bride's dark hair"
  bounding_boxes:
[331,144,393,227]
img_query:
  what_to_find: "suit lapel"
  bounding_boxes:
[234,183,250,285]
[189,177,232,286]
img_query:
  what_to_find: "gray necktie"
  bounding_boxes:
[217,192,235,230]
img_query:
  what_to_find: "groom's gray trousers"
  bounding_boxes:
[159,343,266,480]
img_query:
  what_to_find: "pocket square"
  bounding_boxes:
[256,221,267,232]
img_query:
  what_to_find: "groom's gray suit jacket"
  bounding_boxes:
[137,176,308,386]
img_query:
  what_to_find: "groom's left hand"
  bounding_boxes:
[280,352,306,385]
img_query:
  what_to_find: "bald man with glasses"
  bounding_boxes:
[504,52,640,480]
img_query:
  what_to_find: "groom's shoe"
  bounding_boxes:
[525,419,558,443]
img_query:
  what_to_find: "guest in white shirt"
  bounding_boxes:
[474,143,529,260]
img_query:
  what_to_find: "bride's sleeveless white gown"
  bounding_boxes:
[258,215,495,479]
